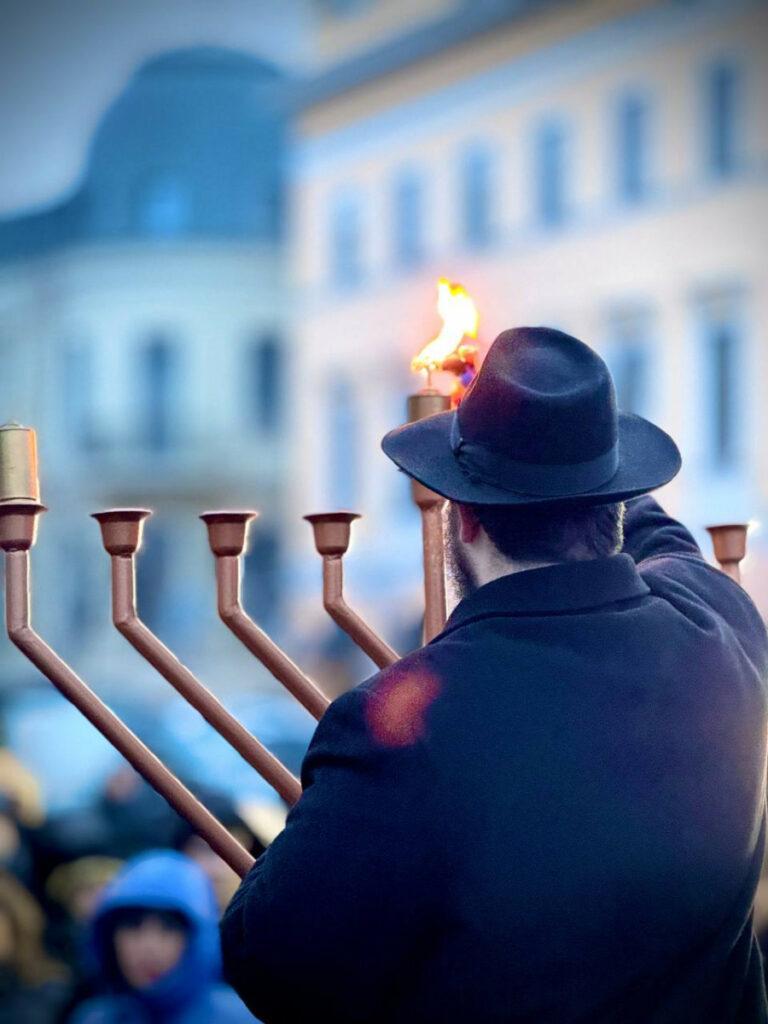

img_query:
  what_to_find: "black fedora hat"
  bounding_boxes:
[382,327,681,506]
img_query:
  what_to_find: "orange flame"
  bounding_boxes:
[411,278,479,377]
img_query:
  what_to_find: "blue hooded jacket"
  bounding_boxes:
[70,850,256,1024]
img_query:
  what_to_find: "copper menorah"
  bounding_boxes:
[0,422,751,877]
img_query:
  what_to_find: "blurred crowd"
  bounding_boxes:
[1,739,268,1023]
[7,721,768,1022]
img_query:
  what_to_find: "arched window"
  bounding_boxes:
[246,333,283,433]
[139,335,179,451]
[533,119,568,227]
[392,167,425,268]
[327,374,358,509]
[461,143,494,248]
[615,93,651,204]
[136,174,190,237]
[330,190,364,288]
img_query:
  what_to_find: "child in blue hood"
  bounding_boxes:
[68,850,256,1023]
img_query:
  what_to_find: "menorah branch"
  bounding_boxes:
[201,511,330,721]
[92,508,302,807]
[2,537,254,878]
[305,512,399,669]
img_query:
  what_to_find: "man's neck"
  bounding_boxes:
[472,555,558,590]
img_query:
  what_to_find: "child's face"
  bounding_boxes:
[113,912,187,989]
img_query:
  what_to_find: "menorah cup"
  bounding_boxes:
[0,423,750,874]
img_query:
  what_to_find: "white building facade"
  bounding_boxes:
[287,0,768,641]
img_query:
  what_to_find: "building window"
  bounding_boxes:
[136,523,170,632]
[327,374,358,508]
[461,143,494,248]
[62,340,97,450]
[705,61,740,179]
[534,119,568,227]
[137,175,190,237]
[616,93,650,204]
[246,333,282,433]
[330,190,364,288]
[704,310,740,469]
[243,527,281,628]
[606,309,652,416]
[65,536,96,640]
[139,335,179,451]
[392,168,425,268]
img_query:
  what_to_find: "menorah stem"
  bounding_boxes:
[215,555,330,720]
[320,555,399,669]
[3,547,254,878]
[108,552,301,806]
[304,512,399,670]
[417,497,447,643]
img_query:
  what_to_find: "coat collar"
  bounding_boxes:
[439,553,650,637]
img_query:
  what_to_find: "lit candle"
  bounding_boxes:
[0,422,40,504]
[410,278,479,413]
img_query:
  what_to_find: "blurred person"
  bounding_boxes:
[0,869,70,1024]
[98,767,182,859]
[170,792,265,912]
[222,328,768,1022]
[0,742,45,887]
[46,856,123,970]
[69,850,256,1023]
[0,743,45,829]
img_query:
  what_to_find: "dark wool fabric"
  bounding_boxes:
[221,497,768,1024]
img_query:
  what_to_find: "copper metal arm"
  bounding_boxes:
[201,512,330,721]
[706,524,748,585]
[414,491,448,643]
[305,513,398,670]
[93,509,301,807]
[407,392,449,644]
[0,505,254,878]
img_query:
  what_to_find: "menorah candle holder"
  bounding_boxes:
[201,511,330,721]
[706,524,749,585]
[304,512,398,669]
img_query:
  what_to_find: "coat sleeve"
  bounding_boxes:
[621,494,703,564]
[624,496,767,673]
[220,681,445,1024]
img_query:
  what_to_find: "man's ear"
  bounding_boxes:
[456,503,481,544]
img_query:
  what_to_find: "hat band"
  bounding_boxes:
[450,416,619,497]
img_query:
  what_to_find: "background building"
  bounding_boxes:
[0,47,314,806]
[288,0,768,651]
[1,0,767,810]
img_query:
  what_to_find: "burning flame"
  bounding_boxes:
[412,278,479,375]
[412,278,480,405]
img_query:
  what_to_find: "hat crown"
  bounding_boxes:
[458,327,617,466]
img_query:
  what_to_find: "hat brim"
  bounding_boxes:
[382,411,681,507]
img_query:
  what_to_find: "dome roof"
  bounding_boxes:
[0,46,288,257]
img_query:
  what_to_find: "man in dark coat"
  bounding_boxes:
[221,327,768,1022]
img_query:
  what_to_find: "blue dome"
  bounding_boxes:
[0,46,288,257]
